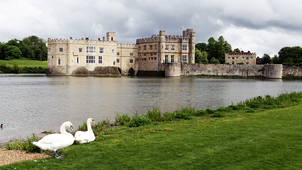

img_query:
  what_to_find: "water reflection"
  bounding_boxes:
[1,74,302,144]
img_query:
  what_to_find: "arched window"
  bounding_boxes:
[58,58,61,65]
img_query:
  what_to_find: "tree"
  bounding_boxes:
[261,54,271,64]
[209,57,220,64]
[5,46,22,60]
[278,46,302,65]
[233,48,241,52]
[195,48,208,64]
[272,55,281,64]
[195,43,207,52]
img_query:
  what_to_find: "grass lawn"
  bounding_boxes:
[0,58,47,69]
[2,104,302,169]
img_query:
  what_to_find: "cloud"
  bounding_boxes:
[0,0,301,57]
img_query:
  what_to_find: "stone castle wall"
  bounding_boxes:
[180,64,284,78]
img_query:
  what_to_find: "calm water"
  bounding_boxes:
[1,74,302,144]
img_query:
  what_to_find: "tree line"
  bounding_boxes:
[0,36,47,61]
[195,36,302,65]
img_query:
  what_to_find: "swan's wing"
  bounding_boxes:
[38,134,70,144]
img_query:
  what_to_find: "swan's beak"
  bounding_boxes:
[92,120,95,123]
[70,126,75,133]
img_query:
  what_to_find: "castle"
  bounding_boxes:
[47,29,195,76]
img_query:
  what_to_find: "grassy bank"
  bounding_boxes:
[0,58,47,73]
[2,92,302,169]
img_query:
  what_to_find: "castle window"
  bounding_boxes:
[86,46,95,53]
[236,57,238,59]
[98,56,102,63]
[155,45,157,50]
[117,59,119,63]
[165,55,168,63]
[112,49,114,54]
[246,57,249,59]
[144,45,146,50]
[117,52,120,56]
[130,59,134,63]
[58,58,61,65]
[246,62,249,64]
[251,57,253,59]
[144,53,146,56]
[181,55,187,62]
[232,57,234,59]
[242,57,245,59]
[165,45,169,50]
[130,53,133,56]
[77,57,79,63]
[228,57,230,59]
[59,48,63,52]
[113,61,115,65]
[86,56,95,63]
[171,55,175,63]
[151,57,153,60]
[154,57,157,60]
[79,48,82,53]
[52,56,53,59]
[99,47,104,53]
[149,45,152,50]
[232,61,234,64]
[151,53,153,56]
[182,45,188,51]
[171,45,175,50]
[111,37,113,41]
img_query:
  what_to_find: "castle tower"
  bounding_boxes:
[183,29,195,64]
[159,30,165,65]
[106,32,115,41]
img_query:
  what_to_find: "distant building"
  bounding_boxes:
[47,29,195,76]
[225,51,256,65]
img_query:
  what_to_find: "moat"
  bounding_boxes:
[1,74,302,144]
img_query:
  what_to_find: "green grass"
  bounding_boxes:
[0,58,47,73]
[0,58,47,69]
[2,92,302,169]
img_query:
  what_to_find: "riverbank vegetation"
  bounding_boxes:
[0,58,47,73]
[2,92,302,169]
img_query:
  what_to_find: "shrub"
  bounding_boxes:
[194,110,207,116]
[115,113,131,125]
[146,108,163,122]
[211,112,225,117]
[174,111,190,120]
[5,134,43,153]
[128,116,151,127]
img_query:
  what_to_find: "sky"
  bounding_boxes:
[1,0,302,57]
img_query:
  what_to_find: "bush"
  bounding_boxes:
[146,108,163,122]
[128,116,151,127]
[115,113,131,125]
[174,111,190,120]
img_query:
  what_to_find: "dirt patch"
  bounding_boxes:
[0,149,51,166]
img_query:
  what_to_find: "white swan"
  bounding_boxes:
[74,118,95,144]
[33,121,74,159]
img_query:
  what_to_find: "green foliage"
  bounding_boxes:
[5,134,44,153]
[0,35,47,61]
[209,57,220,64]
[128,115,151,127]
[261,53,271,64]
[115,113,131,125]
[5,45,22,60]
[278,46,302,65]
[146,108,163,122]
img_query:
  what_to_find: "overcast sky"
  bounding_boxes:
[1,0,302,57]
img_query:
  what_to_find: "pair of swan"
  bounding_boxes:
[32,118,95,159]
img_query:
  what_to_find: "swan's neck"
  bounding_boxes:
[60,124,68,135]
[87,120,92,131]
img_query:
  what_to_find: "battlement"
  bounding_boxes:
[136,35,190,44]
[226,51,256,55]
[48,37,117,44]
[117,43,137,48]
